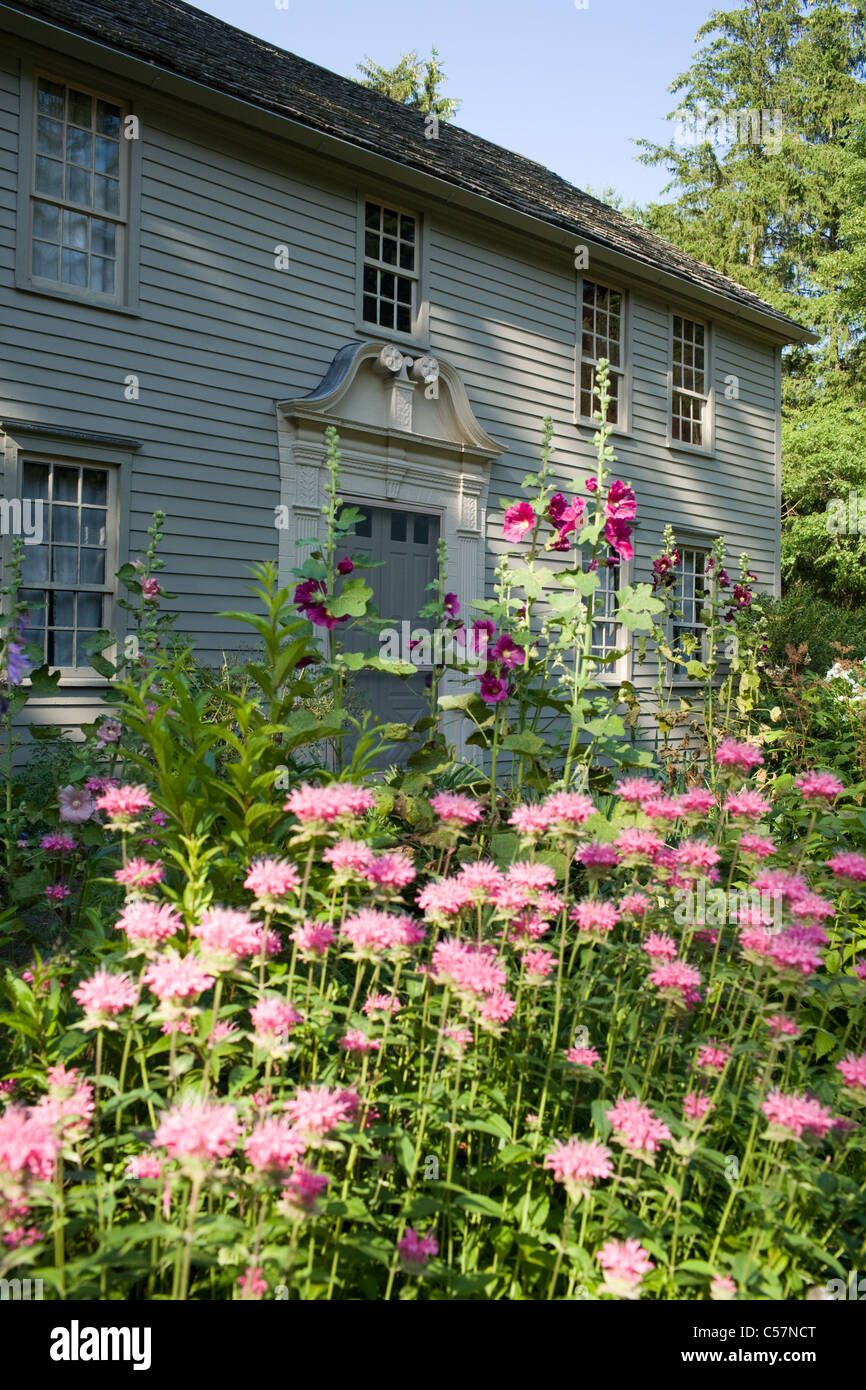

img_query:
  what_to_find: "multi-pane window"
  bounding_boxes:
[590,560,624,663]
[579,281,624,424]
[362,201,417,334]
[672,547,708,655]
[671,315,708,446]
[18,460,114,670]
[31,76,125,297]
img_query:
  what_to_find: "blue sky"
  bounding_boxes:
[193,0,718,206]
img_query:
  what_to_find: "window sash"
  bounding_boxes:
[671,547,708,653]
[578,280,625,424]
[588,559,625,663]
[671,315,708,445]
[362,200,418,335]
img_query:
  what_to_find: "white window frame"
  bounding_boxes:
[670,543,710,670]
[15,68,141,313]
[1,422,136,686]
[668,312,713,453]
[584,551,631,682]
[576,277,630,433]
[355,193,428,346]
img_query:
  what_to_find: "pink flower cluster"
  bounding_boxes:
[283,783,375,826]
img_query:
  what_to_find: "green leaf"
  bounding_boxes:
[501,731,544,755]
[328,579,373,618]
[27,664,62,697]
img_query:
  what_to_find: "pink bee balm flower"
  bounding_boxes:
[342,908,425,958]
[648,960,702,1009]
[365,851,416,890]
[606,1096,672,1159]
[615,775,663,805]
[577,842,620,869]
[291,919,336,958]
[237,1266,268,1299]
[643,933,678,961]
[126,1154,162,1179]
[762,1089,836,1142]
[114,858,164,890]
[673,839,721,873]
[506,861,557,893]
[836,1053,866,1100]
[40,832,77,853]
[431,938,507,997]
[190,907,265,970]
[508,804,552,837]
[738,833,776,860]
[543,791,595,827]
[619,892,650,918]
[764,1014,801,1039]
[155,1099,240,1164]
[142,950,214,1002]
[285,1086,358,1142]
[243,858,301,902]
[244,1117,306,1172]
[826,852,866,882]
[502,500,536,543]
[695,1044,730,1073]
[710,1275,738,1301]
[522,947,556,984]
[725,789,770,820]
[341,1029,381,1053]
[116,899,182,948]
[564,1045,602,1070]
[95,784,154,825]
[477,989,517,1028]
[570,899,619,938]
[36,1065,95,1142]
[429,791,484,826]
[280,1164,330,1217]
[250,997,302,1047]
[683,1091,713,1122]
[398,1226,439,1273]
[544,1137,614,1199]
[364,992,401,1015]
[45,884,71,902]
[323,839,376,879]
[283,782,375,825]
[642,796,681,823]
[615,828,662,860]
[72,968,137,1030]
[714,739,764,770]
[676,788,717,815]
[795,771,844,802]
[0,1105,58,1181]
[597,1238,654,1299]
[443,1026,474,1055]
[58,784,94,824]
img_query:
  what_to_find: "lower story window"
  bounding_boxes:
[590,558,625,667]
[17,457,114,670]
[672,546,708,655]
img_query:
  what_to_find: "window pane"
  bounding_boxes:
[396,277,412,304]
[390,511,407,542]
[81,507,106,546]
[364,230,379,259]
[379,300,394,329]
[76,631,99,667]
[396,304,411,334]
[96,100,121,138]
[22,462,49,499]
[50,591,74,627]
[77,592,103,628]
[52,547,78,583]
[398,242,414,270]
[94,136,119,177]
[66,127,92,168]
[353,508,372,538]
[52,507,79,544]
[68,89,93,128]
[49,630,74,666]
[32,240,59,280]
[380,272,394,299]
[36,115,63,158]
[20,545,49,583]
[364,202,380,229]
[82,469,107,505]
[35,156,63,198]
[91,256,115,295]
[37,79,65,119]
[381,237,397,265]
[362,266,377,294]
[61,209,89,250]
[33,201,60,241]
[66,165,91,205]
[79,548,105,584]
[362,295,377,323]
[382,209,398,237]
[61,247,88,286]
[399,215,415,242]
[54,468,79,502]
[413,515,429,544]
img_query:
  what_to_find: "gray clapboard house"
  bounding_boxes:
[0,0,812,752]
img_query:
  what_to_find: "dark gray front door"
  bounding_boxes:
[344,504,440,741]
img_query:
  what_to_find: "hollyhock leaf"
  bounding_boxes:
[364,656,418,676]
[382,723,413,741]
[27,664,62,697]
[558,570,599,596]
[502,732,544,755]
[328,579,373,618]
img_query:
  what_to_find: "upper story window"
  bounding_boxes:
[671,546,708,656]
[579,280,624,425]
[671,315,708,446]
[18,458,116,672]
[361,200,418,336]
[29,76,127,300]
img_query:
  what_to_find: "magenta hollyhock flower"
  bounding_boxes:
[585,477,598,492]
[544,1137,613,1199]
[606,1097,672,1159]
[141,577,160,600]
[57,784,94,824]
[336,556,354,575]
[154,1099,240,1163]
[714,739,764,771]
[597,1238,654,1299]
[95,784,154,826]
[116,899,182,949]
[398,1226,439,1273]
[489,634,526,668]
[826,851,866,882]
[95,718,122,746]
[429,791,484,826]
[244,858,301,903]
[795,771,845,801]
[604,515,633,560]
[443,592,460,618]
[290,919,336,958]
[244,1117,306,1172]
[605,479,637,520]
[73,968,137,1031]
[502,500,536,543]
[476,671,509,703]
[142,950,214,1002]
[762,1089,836,1142]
